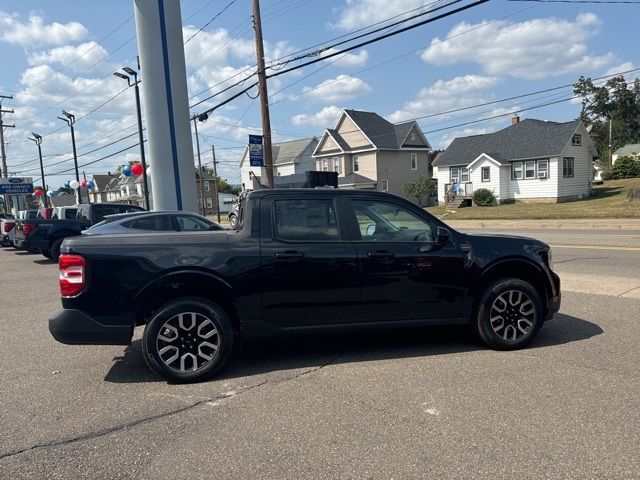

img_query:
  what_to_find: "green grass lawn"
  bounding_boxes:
[426,178,640,219]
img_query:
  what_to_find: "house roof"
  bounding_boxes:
[91,174,117,191]
[240,137,318,167]
[613,143,640,156]
[51,192,77,207]
[338,172,377,186]
[433,118,582,167]
[326,129,350,151]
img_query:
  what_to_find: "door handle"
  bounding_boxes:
[367,251,395,259]
[274,251,305,260]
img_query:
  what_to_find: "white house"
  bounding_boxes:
[433,117,597,204]
[238,137,318,189]
[612,143,640,164]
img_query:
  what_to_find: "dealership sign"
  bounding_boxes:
[248,135,264,167]
[0,177,34,195]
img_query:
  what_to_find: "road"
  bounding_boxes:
[1,228,639,479]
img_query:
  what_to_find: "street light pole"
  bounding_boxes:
[28,133,47,208]
[114,67,150,210]
[191,115,206,216]
[57,111,81,204]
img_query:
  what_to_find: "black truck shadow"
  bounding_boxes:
[104,313,603,384]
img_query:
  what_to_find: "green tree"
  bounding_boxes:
[602,155,640,180]
[573,75,640,166]
[403,177,437,206]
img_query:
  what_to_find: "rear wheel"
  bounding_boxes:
[474,278,543,350]
[41,249,51,259]
[142,297,234,382]
[49,238,64,262]
[228,213,237,229]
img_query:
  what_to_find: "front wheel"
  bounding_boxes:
[474,278,543,350]
[142,298,234,382]
[228,213,237,229]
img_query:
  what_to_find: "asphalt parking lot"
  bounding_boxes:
[1,229,639,480]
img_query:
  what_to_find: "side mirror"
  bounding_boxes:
[436,226,452,245]
[365,224,376,236]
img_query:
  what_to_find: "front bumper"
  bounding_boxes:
[49,308,133,345]
[545,271,561,320]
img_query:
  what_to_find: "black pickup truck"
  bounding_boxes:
[50,189,560,382]
[16,203,144,260]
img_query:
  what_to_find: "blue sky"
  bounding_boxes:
[0,0,638,187]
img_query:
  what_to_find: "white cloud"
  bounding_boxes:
[332,0,429,30]
[28,41,109,72]
[421,13,615,79]
[303,75,371,103]
[604,61,638,81]
[292,105,343,127]
[388,75,501,123]
[0,11,87,46]
[320,48,369,67]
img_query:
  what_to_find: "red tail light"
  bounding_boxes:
[59,254,86,297]
[3,223,14,233]
[23,223,37,236]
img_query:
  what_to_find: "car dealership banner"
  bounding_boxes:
[0,177,34,195]
[249,135,264,167]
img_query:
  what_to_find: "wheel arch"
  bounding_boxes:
[474,257,550,313]
[133,269,241,335]
[49,231,80,247]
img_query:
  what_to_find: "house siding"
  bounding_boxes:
[557,143,591,200]
[337,115,371,148]
[469,158,502,200]
[376,150,430,198]
[502,157,558,201]
[240,141,317,188]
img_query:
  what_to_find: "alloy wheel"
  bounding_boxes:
[489,289,536,341]
[156,312,220,372]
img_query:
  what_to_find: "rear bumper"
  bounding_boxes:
[49,308,133,345]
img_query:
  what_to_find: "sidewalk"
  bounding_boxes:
[443,218,640,230]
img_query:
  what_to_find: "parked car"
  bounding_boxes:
[15,203,145,260]
[227,201,239,229]
[83,211,223,236]
[0,217,16,247]
[50,189,561,382]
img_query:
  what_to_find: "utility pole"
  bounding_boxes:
[28,133,48,208]
[192,116,206,216]
[608,117,613,168]
[211,145,220,223]
[0,95,15,214]
[251,0,274,188]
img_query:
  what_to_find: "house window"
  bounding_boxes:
[572,134,581,146]
[461,167,469,182]
[538,159,549,178]
[204,181,210,192]
[512,162,523,180]
[206,197,213,209]
[481,167,490,182]
[352,156,359,172]
[450,167,460,182]
[410,153,417,170]
[382,180,388,192]
[563,157,574,178]
[525,161,536,179]
[411,132,417,141]
[333,157,340,173]
[322,159,328,172]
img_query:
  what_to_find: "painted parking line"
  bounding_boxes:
[551,244,640,252]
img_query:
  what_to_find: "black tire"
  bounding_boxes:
[142,297,234,382]
[474,278,543,350]
[228,213,237,229]
[49,238,64,262]
[41,249,52,259]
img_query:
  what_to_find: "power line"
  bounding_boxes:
[507,0,640,3]
[184,0,239,44]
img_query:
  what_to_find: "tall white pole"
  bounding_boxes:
[133,0,197,212]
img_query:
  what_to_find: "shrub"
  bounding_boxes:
[473,188,497,206]
[604,155,640,180]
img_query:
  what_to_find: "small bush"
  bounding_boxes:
[473,188,497,206]
[604,155,640,180]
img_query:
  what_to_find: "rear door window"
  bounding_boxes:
[273,199,339,241]
[124,215,174,231]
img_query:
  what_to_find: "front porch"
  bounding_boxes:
[444,182,474,208]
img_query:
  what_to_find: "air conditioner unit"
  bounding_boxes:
[537,171,547,179]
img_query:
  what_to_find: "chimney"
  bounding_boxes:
[512,115,520,125]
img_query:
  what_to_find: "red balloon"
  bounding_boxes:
[131,163,144,176]
[81,179,88,188]
[34,189,43,197]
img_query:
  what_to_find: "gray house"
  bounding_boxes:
[433,117,597,204]
[312,109,432,200]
